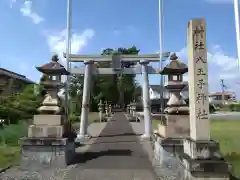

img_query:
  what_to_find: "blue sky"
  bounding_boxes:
[0,0,240,97]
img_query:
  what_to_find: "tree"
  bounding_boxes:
[68,46,141,114]
[0,84,42,123]
[69,74,84,116]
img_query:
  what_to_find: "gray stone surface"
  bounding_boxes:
[0,166,75,180]
[69,112,158,180]
[1,112,159,180]
[19,140,75,171]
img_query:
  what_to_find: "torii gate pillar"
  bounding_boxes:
[76,60,94,140]
[139,60,152,140]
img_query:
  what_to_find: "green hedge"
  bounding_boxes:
[221,104,240,112]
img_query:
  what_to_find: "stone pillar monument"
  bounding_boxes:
[183,18,229,179]
[98,100,104,122]
[158,53,189,139]
[77,60,94,141]
[139,60,152,140]
[19,55,75,170]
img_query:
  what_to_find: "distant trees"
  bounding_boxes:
[68,46,142,117]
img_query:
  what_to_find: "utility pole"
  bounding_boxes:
[159,0,164,113]
[65,0,72,119]
[234,0,240,70]
[220,79,227,104]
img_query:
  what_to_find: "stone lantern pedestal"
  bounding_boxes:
[19,55,75,170]
[152,53,190,173]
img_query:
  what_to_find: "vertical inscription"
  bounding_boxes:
[188,19,210,140]
[192,21,209,121]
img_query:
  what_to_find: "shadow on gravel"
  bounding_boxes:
[98,132,142,138]
[69,149,132,165]
[89,140,139,145]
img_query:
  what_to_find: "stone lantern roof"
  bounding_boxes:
[159,53,188,75]
[36,54,70,75]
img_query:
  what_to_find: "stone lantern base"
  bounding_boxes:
[157,115,190,138]
[19,137,75,170]
[18,114,76,170]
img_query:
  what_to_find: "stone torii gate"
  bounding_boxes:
[64,53,169,140]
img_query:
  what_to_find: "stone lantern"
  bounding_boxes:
[105,101,109,117]
[98,100,104,122]
[19,55,75,170]
[132,100,136,117]
[36,55,69,115]
[158,53,189,139]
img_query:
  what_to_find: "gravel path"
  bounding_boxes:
[68,112,158,180]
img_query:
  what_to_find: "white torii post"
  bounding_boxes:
[139,60,152,139]
[64,53,170,141]
[77,60,94,140]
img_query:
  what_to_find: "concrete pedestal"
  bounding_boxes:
[19,137,75,170]
[182,138,230,179]
[152,134,185,179]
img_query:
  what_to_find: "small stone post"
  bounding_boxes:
[98,100,103,122]
[139,60,152,140]
[109,104,112,115]
[132,100,137,120]
[126,104,130,113]
[183,18,229,179]
[129,102,133,115]
[105,101,109,117]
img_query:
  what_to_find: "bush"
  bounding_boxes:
[0,85,42,123]
[0,121,28,146]
[69,114,79,123]
[222,104,240,112]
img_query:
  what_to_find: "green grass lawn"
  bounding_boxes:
[72,112,99,130]
[0,121,27,169]
[152,120,240,178]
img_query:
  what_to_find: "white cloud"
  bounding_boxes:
[20,0,44,24]
[177,45,238,79]
[204,0,233,3]
[46,28,95,65]
[176,45,239,94]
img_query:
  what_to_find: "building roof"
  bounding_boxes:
[0,68,35,84]
[209,92,233,96]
